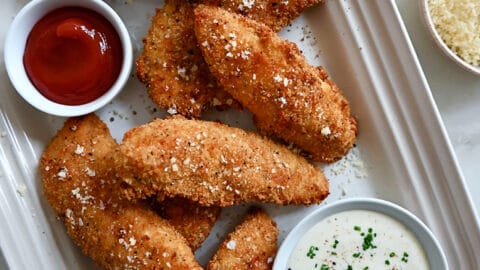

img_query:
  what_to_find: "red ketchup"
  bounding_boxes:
[23,7,123,105]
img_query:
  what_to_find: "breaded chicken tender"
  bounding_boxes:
[40,114,202,269]
[117,117,329,206]
[136,0,323,117]
[152,197,221,250]
[207,208,278,270]
[136,0,238,118]
[194,5,357,162]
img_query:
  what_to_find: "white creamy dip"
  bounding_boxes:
[287,210,429,270]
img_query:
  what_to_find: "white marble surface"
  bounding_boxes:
[396,0,480,215]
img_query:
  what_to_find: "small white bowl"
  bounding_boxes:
[273,198,448,269]
[420,0,480,75]
[4,0,132,117]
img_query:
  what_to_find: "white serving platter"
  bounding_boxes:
[0,0,479,269]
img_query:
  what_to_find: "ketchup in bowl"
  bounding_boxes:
[23,7,123,105]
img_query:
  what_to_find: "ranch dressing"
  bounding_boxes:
[287,210,429,269]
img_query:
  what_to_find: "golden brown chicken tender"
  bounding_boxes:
[136,0,238,118]
[136,0,323,118]
[117,117,329,206]
[194,5,357,162]
[40,114,202,269]
[207,208,278,270]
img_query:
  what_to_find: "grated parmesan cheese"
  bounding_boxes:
[226,239,237,250]
[321,126,331,136]
[74,144,84,155]
[167,105,177,115]
[428,0,480,65]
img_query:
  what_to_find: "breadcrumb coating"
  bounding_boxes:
[136,0,239,118]
[199,0,323,32]
[136,0,323,117]
[117,117,329,206]
[41,114,202,269]
[152,197,221,250]
[194,5,357,162]
[207,208,278,270]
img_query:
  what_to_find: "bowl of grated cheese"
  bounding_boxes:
[421,0,480,75]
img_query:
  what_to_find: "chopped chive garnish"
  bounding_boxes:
[332,239,339,249]
[389,252,396,257]
[363,267,369,270]
[354,225,361,231]
[361,228,377,251]
[362,233,376,250]
[347,265,353,270]
[306,245,319,259]
[385,260,390,265]
[320,264,329,270]
[401,251,409,262]
[331,251,337,255]
[353,252,361,258]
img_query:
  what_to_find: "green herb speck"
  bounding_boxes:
[385,260,390,265]
[306,246,319,259]
[362,230,377,251]
[320,264,329,270]
[401,251,409,262]
[354,226,361,231]
[389,252,396,257]
[332,239,339,249]
[353,252,361,258]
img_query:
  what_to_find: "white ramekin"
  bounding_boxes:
[273,197,448,270]
[420,0,480,76]
[4,0,133,117]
